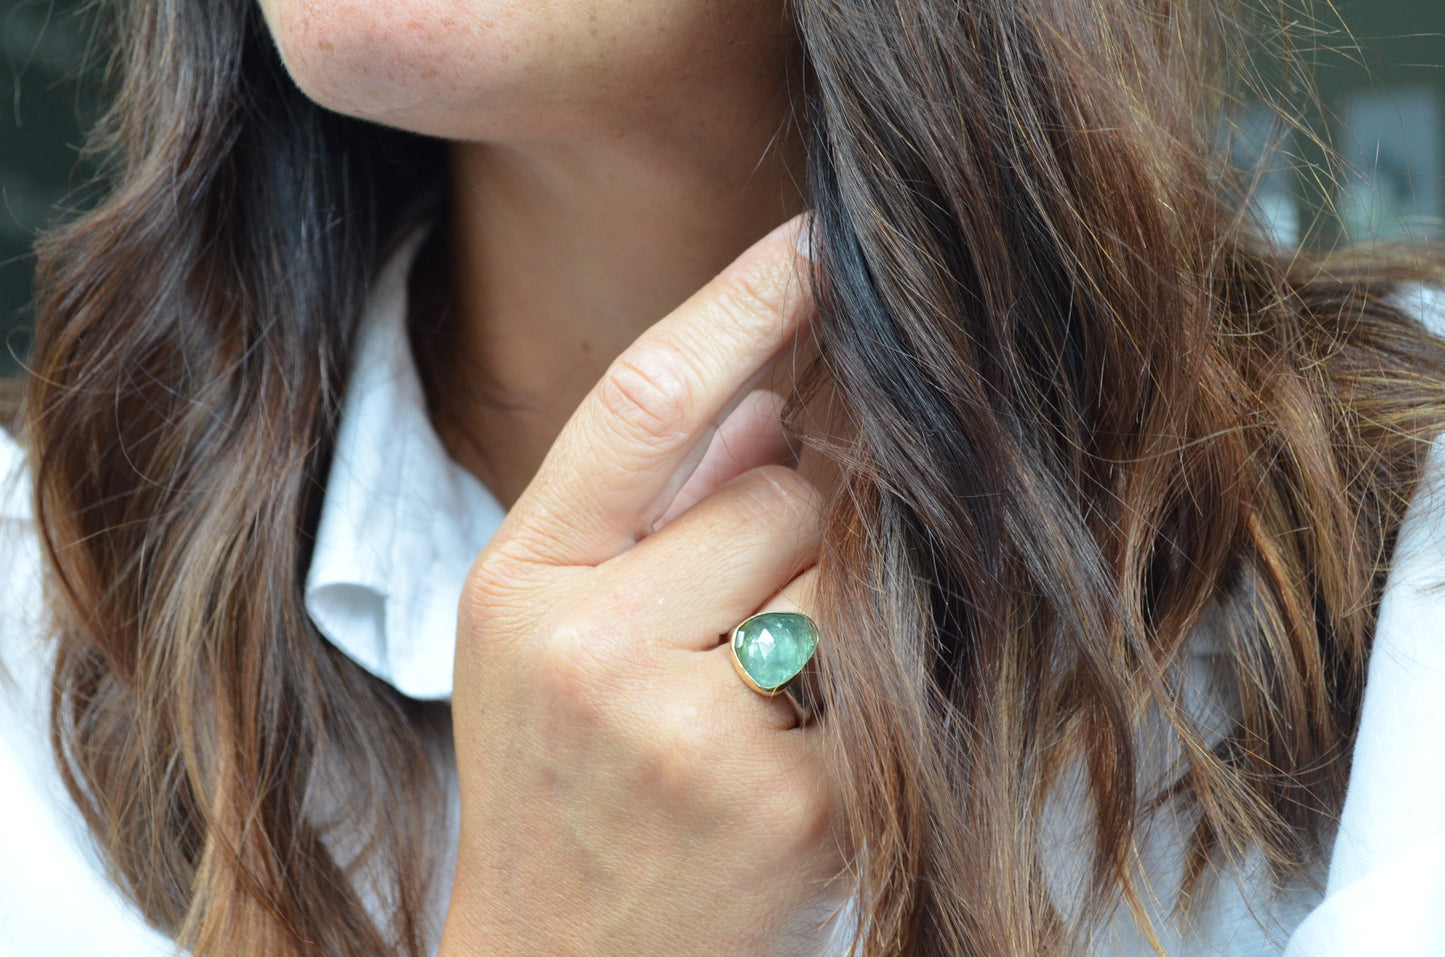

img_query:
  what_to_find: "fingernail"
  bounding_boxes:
[790,213,816,262]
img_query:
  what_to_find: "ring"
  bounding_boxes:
[729,611,819,724]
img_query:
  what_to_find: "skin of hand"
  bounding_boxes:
[438,217,846,957]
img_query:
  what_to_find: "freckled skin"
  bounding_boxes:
[256,0,807,523]
[257,0,796,144]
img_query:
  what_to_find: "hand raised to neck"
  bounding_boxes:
[432,113,806,508]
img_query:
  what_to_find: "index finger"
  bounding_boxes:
[504,214,815,568]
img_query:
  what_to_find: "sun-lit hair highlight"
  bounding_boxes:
[16,0,1445,954]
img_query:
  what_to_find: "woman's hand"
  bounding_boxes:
[440,218,845,957]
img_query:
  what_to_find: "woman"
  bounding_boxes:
[4,0,1445,953]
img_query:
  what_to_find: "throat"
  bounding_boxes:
[417,136,806,508]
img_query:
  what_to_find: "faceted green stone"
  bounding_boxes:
[732,612,818,693]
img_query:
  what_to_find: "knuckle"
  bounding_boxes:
[634,723,706,797]
[745,758,836,860]
[460,539,539,621]
[530,604,655,710]
[731,465,823,530]
[596,343,698,446]
[533,625,609,713]
[779,773,836,848]
[711,254,791,334]
[458,567,507,637]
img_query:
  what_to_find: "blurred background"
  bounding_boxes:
[2,0,96,378]
[1,0,1442,379]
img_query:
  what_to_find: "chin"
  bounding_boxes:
[258,0,565,138]
[256,0,792,144]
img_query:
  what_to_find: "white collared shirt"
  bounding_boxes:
[305,231,505,701]
[3,245,1444,954]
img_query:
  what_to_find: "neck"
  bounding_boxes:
[433,123,805,506]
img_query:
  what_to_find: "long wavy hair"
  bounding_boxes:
[21,0,1445,954]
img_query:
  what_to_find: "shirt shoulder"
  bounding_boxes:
[1279,387,1445,954]
[0,424,32,520]
[0,425,43,689]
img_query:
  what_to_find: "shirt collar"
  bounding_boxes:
[305,232,505,700]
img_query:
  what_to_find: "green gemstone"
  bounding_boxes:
[732,612,818,693]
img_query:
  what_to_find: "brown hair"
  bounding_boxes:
[798,0,1445,951]
[26,2,448,954]
[20,0,1445,954]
